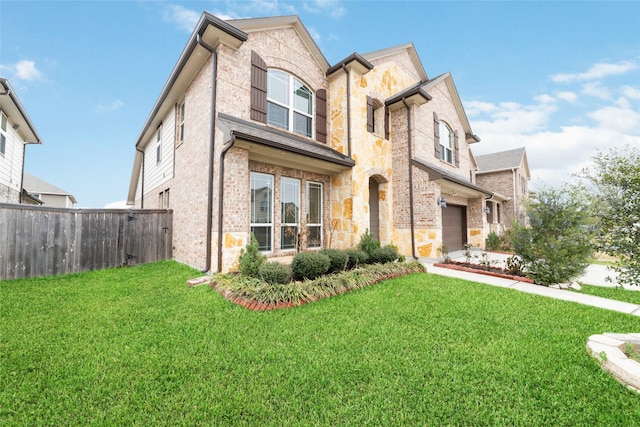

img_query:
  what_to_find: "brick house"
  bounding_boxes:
[127,13,512,272]
[475,147,530,231]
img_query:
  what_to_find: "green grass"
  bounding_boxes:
[1,261,638,426]
[576,283,640,305]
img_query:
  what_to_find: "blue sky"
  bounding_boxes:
[1,0,639,208]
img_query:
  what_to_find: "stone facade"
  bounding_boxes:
[130,14,520,272]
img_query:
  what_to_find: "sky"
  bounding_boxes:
[1,0,639,208]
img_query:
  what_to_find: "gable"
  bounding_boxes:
[362,43,427,82]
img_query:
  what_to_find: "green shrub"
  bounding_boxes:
[485,231,501,251]
[258,262,292,285]
[345,249,369,269]
[369,245,400,264]
[357,229,380,256]
[319,249,349,273]
[504,256,525,277]
[238,234,266,278]
[291,252,331,280]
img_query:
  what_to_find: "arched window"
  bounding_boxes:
[267,70,313,138]
[439,121,453,164]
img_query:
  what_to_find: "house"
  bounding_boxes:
[475,147,530,230]
[22,173,78,208]
[0,78,42,204]
[127,13,512,272]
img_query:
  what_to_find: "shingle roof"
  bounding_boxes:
[23,173,77,203]
[475,147,526,173]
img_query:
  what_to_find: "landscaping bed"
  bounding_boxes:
[434,260,535,283]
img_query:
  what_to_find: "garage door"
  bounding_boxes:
[442,205,467,251]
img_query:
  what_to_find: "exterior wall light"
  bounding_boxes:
[484,206,491,214]
[437,197,447,208]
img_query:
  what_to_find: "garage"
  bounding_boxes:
[442,205,467,251]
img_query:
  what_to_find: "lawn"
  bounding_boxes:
[1,261,638,426]
[577,283,640,306]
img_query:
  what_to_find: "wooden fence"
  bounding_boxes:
[0,204,172,280]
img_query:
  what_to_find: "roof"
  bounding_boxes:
[0,78,42,144]
[23,173,77,203]
[475,147,529,176]
[413,158,493,197]
[361,42,428,82]
[218,113,354,174]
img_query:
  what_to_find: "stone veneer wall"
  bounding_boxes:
[476,170,518,227]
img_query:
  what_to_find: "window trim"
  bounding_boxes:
[155,125,162,164]
[0,111,7,157]
[250,172,274,252]
[280,177,300,251]
[439,121,453,164]
[177,101,185,145]
[306,181,323,249]
[266,69,314,138]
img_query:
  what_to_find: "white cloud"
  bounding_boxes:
[163,5,201,32]
[621,85,640,100]
[582,81,611,99]
[96,99,124,112]
[534,94,555,104]
[465,100,498,116]
[550,60,638,83]
[304,0,347,18]
[104,200,130,209]
[587,99,640,134]
[0,60,44,81]
[556,91,577,103]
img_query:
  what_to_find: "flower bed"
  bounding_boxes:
[434,260,535,283]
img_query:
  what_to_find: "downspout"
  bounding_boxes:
[216,136,236,272]
[196,33,217,274]
[402,98,417,260]
[135,147,145,208]
[342,64,352,158]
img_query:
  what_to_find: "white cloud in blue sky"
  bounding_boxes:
[1,0,638,207]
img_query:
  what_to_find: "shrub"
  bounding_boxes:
[369,245,400,264]
[357,229,380,256]
[291,252,330,280]
[319,249,349,273]
[238,234,266,278]
[504,256,525,277]
[345,249,369,269]
[485,231,501,251]
[258,262,292,285]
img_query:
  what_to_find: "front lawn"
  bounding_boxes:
[577,283,640,305]
[1,261,638,426]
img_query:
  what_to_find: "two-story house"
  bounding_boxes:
[127,13,506,272]
[0,78,42,204]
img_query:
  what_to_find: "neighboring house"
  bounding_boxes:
[22,173,77,208]
[475,147,530,230]
[127,13,514,272]
[0,78,42,204]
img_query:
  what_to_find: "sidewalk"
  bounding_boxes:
[420,250,640,317]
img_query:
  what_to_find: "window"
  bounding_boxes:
[267,70,313,138]
[0,111,7,156]
[251,173,273,251]
[307,182,322,248]
[439,121,453,164]
[281,177,300,250]
[177,102,185,144]
[156,125,162,164]
[158,189,170,208]
[520,175,527,194]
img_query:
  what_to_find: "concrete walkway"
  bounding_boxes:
[421,250,640,317]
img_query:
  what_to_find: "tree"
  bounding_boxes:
[507,184,595,286]
[580,146,640,287]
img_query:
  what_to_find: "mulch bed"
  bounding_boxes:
[434,261,535,284]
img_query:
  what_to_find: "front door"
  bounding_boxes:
[442,205,467,251]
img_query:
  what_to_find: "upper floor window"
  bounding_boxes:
[156,125,162,164]
[0,111,7,156]
[177,102,185,144]
[267,70,313,138]
[439,121,453,164]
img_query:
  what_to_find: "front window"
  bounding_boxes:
[251,173,273,251]
[0,111,7,156]
[439,122,453,164]
[281,177,300,250]
[307,182,323,248]
[178,102,185,144]
[267,70,313,138]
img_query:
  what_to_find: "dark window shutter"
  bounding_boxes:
[316,89,327,143]
[454,130,460,167]
[433,112,440,158]
[384,106,390,140]
[250,51,267,123]
[366,96,374,132]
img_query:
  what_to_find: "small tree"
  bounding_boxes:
[508,184,595,285]
[238,234,266,278]
[580,146,640,287]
